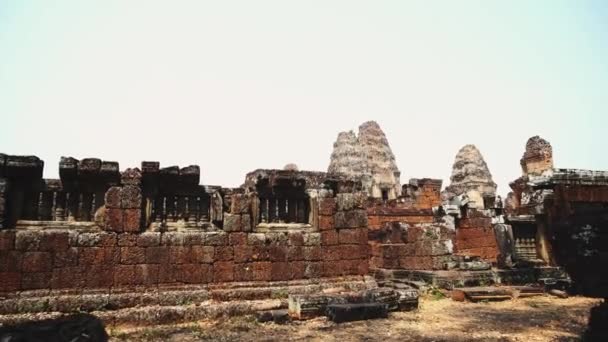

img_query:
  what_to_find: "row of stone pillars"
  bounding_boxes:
[151,195,210,224]
[259,198,308,224]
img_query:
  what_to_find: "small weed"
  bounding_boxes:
[426,286,446,300]
[270,288,289,299]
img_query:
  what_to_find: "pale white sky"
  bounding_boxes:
[1,1,607,195]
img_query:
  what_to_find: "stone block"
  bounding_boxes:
[326,303,388,323]
[339,229,360,245]
[120,247,146,264]
[84,265,114,288]
[100,161,120,183]
[51,266,85,289]
[179,165,200,185]
[105,208,124,232]
[247,233,266,246]
[117,233,138,247]
[228,232,247,246]
[234,245,254,263]
[169,246,192,264]
[21,272,51,290]
[54,247,78,268]
[123,209,141,232]
[145,246,169,264]
[78,247,103,266]
[215,246,234,261]
[22,252,52,272]
[182,232,205,245]
[336,193,365,212]
[318,215,335,230]
[223,213,241,232]
[241,214,251,232]
[319,198,336,216]
[78,158,101,177]
[0,272,21,292]
[303,233,321,246]
[104,187,122,209]
[113,265,137,286]
[230,194,250,214]
[5,155,43,179]
[268,246,287,262]
[334,210,368,229]
[321,230,339,246]
[121,185,142,209]
[304,262,322,278]
[204,232,228,246]
[15,231,41,251]
[0,231,15,250]
[137,232,161,247]
[121,168,142,185]
[288,246,304,261]
[234,263,253,281]
[288,261,306,280]
[213,261,234,282]
[141,161,160,175]
[39,232,70,252]
[175,263,205,284]
[271,262,289,281]
[161,232,185,246]
[253,262,271,281]
[303,246,322,261]
[288,231,304,246]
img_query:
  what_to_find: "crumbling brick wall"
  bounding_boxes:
[454,212,499,263]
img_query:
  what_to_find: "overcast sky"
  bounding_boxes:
[1,1,607,195]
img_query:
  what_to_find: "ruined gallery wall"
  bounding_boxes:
[0,156,369,295]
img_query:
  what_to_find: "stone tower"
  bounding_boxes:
[445,144,497,207]
[328,121,401,199]
[520,136,553,177]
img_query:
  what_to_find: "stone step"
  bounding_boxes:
[0,299,286,327]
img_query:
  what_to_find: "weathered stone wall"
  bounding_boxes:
[0,197,369,294]
[0,157,370,295]
[369,223,454,270]
[454,211,499,262]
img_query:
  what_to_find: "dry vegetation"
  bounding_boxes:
[109,295,600,342]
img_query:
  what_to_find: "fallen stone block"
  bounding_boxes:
[0,313,109,342]
[326,303,388,323]
[256,309,290,324]
[288,294,347,320]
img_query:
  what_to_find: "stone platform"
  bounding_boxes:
[0,276,374,326]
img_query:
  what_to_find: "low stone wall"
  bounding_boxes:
[0,218,368,295]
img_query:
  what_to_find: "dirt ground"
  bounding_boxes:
[109,295,601,342]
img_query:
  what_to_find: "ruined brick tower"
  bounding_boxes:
[328,121,401,200]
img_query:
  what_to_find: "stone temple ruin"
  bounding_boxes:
[0,121,606,336]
